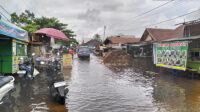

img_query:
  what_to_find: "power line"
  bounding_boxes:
[0,5,10,15]
[119,0,178,27]
[0,11,11,22]
[136,1,184,21]
[147,8,200,27]
[0,5,11,21]
[132,0,175,19]
[118,8,200,32]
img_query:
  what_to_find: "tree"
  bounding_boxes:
[11,10,77,47]
[11,10,35,26]
[93,33,102,42]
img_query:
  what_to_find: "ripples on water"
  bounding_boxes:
[67,56,158,112]
[1,56,200,112]
[67,56,200,112]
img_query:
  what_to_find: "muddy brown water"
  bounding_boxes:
[0,55,200,112]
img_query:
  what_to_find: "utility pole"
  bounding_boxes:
[103,25,106,41]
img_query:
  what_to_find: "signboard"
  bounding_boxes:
[12,56,27,73]
[63,54,72,68]
[156,41,188,71]
[0,19,29,41]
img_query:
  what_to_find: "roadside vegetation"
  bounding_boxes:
[11,10,78,47]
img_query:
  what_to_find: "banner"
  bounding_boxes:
[156,41,188,71]
[63,54,72,68]
[0,19,29,41]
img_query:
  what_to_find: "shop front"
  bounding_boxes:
[0,18,29,74]
[187,38,200,73]
[154,36,200,74]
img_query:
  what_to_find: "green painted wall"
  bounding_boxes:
[0,39,12,73]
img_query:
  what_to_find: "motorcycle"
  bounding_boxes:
[50,79,68,105]
[0,76,15,104]
[17,57,35,79]
[49,51,68,105]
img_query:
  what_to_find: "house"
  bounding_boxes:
[184,20,200,37]
[140,25,184,42]
[104,36,140,50]
[81,39,101,49]
[82,38,92,44]
[128,25,184,57]
[162,20,200,73]
[31,34,51,57]
[31,29,68,57]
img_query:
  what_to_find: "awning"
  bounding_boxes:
[0,19,29,41]
[163,36,200,42]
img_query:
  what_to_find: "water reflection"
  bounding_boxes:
[152,71,200,112]
[68,56,200,112]
[0,68,69,112]
[67,56,158,112]
[1,55,200,112]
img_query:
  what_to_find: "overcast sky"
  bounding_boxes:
[0,0,200,42]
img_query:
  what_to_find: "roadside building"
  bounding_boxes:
[81,39,101,50]
[0,18,29,74]
[184,20,200,37]
[31,28,68,57]
[104,35,140,50]
[128,26,184,58]
[159,20,200,74]
[82,38,92,44]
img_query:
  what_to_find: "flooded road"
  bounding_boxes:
[1,55,200,112]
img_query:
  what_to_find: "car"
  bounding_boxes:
[77,46,90,58]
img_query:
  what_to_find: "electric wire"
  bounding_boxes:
[132,0,175,19]
[136,1,184,21]
[0,11,11,22]
[119,0,183,28]
[118,8,200,33]
[0,5,11,22]
[0,5,10,15]
[147,8,200,27]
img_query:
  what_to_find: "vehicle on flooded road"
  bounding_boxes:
[77,46,90,59]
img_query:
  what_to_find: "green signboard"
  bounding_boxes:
[156,41,188,71]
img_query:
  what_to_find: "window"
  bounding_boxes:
[17,43,25,56]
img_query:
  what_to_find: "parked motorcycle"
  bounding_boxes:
[49,52,68,105]
[17,57,35,79]
[50,79,68,104]
[0,76,15,104]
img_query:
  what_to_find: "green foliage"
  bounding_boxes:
[11,10,78,47]
[56,37,78,48]
[93,33,102,42]
[11,10,35,26]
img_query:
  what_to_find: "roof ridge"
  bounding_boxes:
[147,28,174,30]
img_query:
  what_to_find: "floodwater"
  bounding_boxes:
[1,55,200,112]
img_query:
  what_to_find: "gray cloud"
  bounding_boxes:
[78,9,101,22]
[1,0,200,42]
